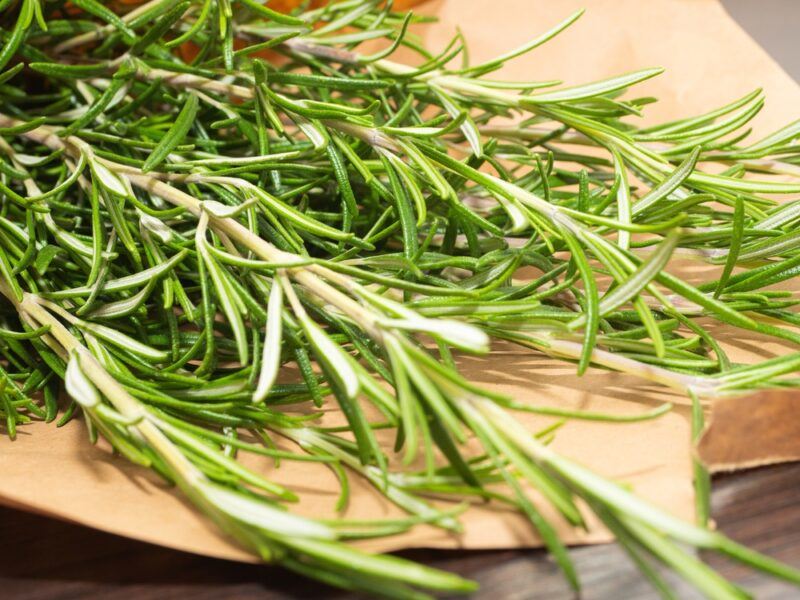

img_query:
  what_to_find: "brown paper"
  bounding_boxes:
[699,391,800,473]
[0,350,690,559]
[1,0,799,562]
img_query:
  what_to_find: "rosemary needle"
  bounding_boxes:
[0,1,800,598]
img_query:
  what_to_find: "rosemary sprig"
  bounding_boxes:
[1,1,800,597]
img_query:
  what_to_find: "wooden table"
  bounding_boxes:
[1,462,798,599]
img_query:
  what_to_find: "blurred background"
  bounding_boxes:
[723,0,799,81]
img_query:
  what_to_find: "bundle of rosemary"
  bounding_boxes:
[2,0,800,596]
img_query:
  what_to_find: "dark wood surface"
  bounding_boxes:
[1,463,799,599]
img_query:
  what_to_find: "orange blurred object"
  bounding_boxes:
[266,0,425,8]
[220,0,426,10]
[174,1,426,64]
[101,0,426,63]
[111,0,425,11]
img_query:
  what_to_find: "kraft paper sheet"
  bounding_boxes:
[1,0,799,562]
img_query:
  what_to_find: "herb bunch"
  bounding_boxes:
[1,0,800,597]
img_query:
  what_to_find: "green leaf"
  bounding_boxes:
[142,93,199,172]
[33,245,63,275]
[285,537,478,593]
[77,321,170,363]
[198,480,334,539]
[632,146,700,216]
[299,313,359,400]
[524,68,663,104]
[89,157,129,197]
[65,352,102,409]
[29,61,112,79]
[714,196,745,297]
[558,223,599,375]
[131,1,191,54]
[72,0,136,39]
[236,0,306,26]
[253,282,283,403]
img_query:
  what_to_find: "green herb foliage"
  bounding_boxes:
[0,1,799,597]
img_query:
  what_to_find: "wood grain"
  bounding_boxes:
[1,464,798,599]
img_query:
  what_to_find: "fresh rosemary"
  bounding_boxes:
[1,0,800,597]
